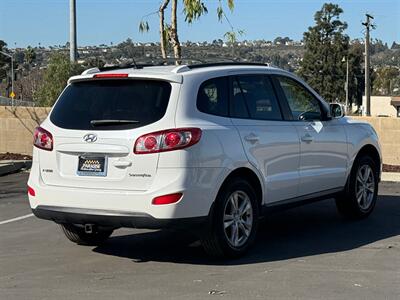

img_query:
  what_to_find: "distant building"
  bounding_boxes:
[362,96,400,117]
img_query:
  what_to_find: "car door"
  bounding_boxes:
[230,74,300,203]
[273,75,348,196]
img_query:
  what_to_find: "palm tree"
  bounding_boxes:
[25,46,36,65]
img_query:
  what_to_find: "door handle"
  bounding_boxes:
[244,134,260,143]
[113,160,132,168]
[301,133,314,143]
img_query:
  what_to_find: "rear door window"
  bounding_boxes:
[50,80,172,130]
[231,75,283,120]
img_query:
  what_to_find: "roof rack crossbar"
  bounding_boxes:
[98,63,155,72]
[80,61,272,75]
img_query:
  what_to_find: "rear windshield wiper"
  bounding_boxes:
[90,119,140,126]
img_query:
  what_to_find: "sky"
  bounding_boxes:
[0,0,399,48]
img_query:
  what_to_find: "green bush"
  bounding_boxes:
[34,53,83,106]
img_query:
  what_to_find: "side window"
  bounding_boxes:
[231,75,283,121]
[197,77,229,117]
[276,76,322,121]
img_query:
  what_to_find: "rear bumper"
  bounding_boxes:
[32,205,208,230]
[28,159,227,219]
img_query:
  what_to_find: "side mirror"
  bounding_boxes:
[330,103,345,119]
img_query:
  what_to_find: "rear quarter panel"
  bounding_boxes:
[158,72,266,206]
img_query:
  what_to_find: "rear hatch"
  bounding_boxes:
[39,79,174,191]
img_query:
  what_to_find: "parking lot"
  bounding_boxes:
[0,172,399,299]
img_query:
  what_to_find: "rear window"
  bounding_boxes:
[50,80,172,130]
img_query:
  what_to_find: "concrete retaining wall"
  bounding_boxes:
[0,106,399,165]
[352,116,400,165]
[0,106,51,155]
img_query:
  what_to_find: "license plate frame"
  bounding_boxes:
[77,155,107,177]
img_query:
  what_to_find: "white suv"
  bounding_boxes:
[28,63,381,257]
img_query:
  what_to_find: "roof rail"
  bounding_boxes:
[171,65,190,73]
[187,62,270,69]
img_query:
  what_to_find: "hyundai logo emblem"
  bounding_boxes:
[83,133,98,143]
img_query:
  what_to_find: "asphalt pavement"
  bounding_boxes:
[1,172,399,299]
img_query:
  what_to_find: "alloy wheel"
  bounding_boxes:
[223,190,253,248]
[355,164,375,210]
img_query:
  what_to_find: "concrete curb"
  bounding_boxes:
[0,160,32,176]
[381,172,400,182]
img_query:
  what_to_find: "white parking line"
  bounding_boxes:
[0,213,34,225]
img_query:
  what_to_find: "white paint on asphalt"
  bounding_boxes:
[0,213,34,225]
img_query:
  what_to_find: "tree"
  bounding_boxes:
[0,40,8,70]
[347,42,364,107]
[24,46,36,65]
[274,37,292,45]
[370,39,388,55]
[15,68,44,101]
[391,42,400,50]
[298,3,349,103]
[139,0,237,63]
[373,66,400,96]
[0,41,13,96]
[34,53,83,106]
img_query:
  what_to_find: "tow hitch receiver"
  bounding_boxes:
[84,224,95,234]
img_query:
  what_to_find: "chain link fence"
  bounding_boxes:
[0,96,36,107]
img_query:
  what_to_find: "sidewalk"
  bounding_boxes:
[381,172,400,183]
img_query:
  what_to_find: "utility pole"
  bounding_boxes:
[362,13,374,116]
[70,0,77,62]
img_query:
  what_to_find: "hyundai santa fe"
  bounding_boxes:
[28,62,381,257]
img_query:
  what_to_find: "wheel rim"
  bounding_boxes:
[223,190,253,248]
[355,164,375,210]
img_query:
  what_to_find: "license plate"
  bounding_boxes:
[77,156,107,177]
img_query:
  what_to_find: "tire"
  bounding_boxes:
[201,178,259,258]
[60,224,113,246]
[335,155,379,219]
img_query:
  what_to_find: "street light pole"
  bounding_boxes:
[0,50,14,106]
[11,55,14,100]
[345,57,349,113]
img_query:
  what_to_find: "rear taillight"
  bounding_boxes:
[152,193,183,205]
[33,127,53,151]
[28,185,35,197]
[134,128,202,154]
